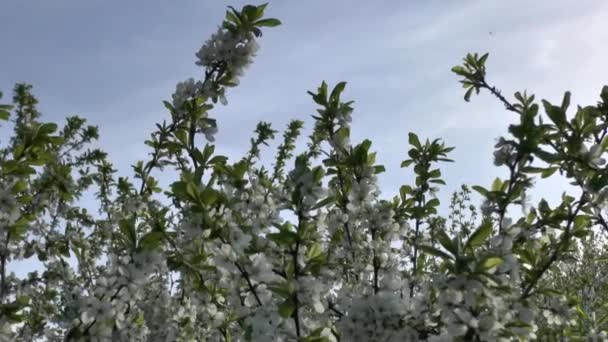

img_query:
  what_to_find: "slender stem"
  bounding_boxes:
[497,157,522,233]
[188,119,199,170]
[409,220,421,297]
[233,261,262,306]
[370,228,380,294]
[291,209,305,339]
[0,230,10,302]
[410,195,425,298]
[327,301,344,318]
[335,168,354,258]
[480,80,521,114]
[521,196,585,299]
[596,212,608,235]
[477,79,527,232]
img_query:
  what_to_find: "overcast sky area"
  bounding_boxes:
[1,1,608,274]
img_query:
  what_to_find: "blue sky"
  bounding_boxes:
[1,0,608,216]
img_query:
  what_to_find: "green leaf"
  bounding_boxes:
[135,311,146,327]
[118,217,137,248]
[541,167,559,178]
[192,149,207,166]
[517,248,535,266]
[268,230,298,246]
[427,198,440,208]
[38,122,58,135]
[571,229,589,238]
[11,180,28,193]
[408,133,421,149]
[399,185,412,201]
[15,296,30,306]
[175,130,188,145]
[601,85,608,104]
[278,298,295,318]
[200,187,218,205]
[307,243,323,260]
[255,18,282,27]
[49,136,64,144]
[451,65,468,76]
[373,165,386,174]
[58,242,70,257]
[232,161,249,179]
[435,229,458,256]
[209,155,228,165]
[561,91,571,111]
[491,178,503,192]
[573,215,590,231]
[400,160,413,168]
[186,182,199,201]
[420,245,454,260]
[163,101,176,114]
[242,5,259,20]
[535,149,560,163]
[268,283,293,299]
[311,196,334,210]
[256,3,268,15]
[330,82,347,101]
[225,9,241,25]
[465,221,493,250]
[600,135,608,152]
[478,52,489,66]
[542,100,567,128]
[464,87,474,102]
[472,185,488,196]
[139,231,164,250]
[429,169,441,178]
[481,256,504,270]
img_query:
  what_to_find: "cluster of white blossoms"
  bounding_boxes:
[144,295,206,342]
[493,137,516,167]
[195,27,259,78]
[346,166,381,216]
[434,274,514,340]
[579,143,606,169]
[329,106,354,150]
[337,292,417,341]
[587,329,608,342]
[170,78,219,141]
[296,174,326,210]
[334,104,353,131]
[541,295,576,326]
[169,25,259,142]
[245,306,288,342]
[171,78,202,114]
[0,317,15,342]
[229,173,282,233]
[490,220,522,282]
[70,249,167,341]
[0,180,20,228]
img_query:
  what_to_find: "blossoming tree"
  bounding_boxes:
[1,3,607,341]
